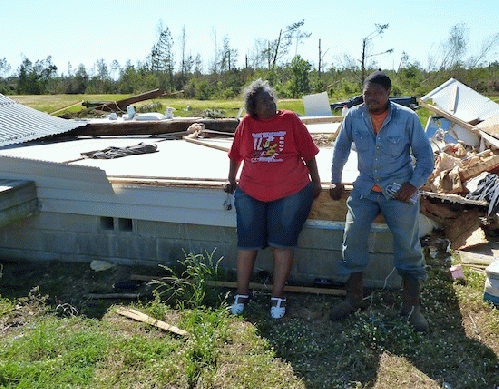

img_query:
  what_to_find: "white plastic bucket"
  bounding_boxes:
[484,260,499,304]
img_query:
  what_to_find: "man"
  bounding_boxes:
[329,71,434,332]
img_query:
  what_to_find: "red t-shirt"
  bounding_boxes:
[228,110,319,202]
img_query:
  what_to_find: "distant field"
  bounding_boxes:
[12,93,488,127]
[10,94,307,117]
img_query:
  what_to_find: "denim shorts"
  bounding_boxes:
[234,183,313,249]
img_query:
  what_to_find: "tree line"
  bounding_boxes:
[1,21,498,102]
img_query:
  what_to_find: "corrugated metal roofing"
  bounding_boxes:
[0,94,87,147]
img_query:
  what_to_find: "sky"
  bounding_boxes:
[2,0,499,77]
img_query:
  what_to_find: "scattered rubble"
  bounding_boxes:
[419,78,499,250]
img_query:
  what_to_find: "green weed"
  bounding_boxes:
[152,250,224,309]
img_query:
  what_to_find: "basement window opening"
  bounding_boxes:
[100,216,114,230]
[118,218,133,232]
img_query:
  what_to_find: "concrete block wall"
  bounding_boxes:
[0,211,400,288]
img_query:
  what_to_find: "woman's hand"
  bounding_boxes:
[224,181,237,194]
[312,181,322,199]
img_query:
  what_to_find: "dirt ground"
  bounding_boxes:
[1,238,499,389]
[0,257,335,320]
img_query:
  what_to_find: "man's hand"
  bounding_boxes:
[329,183,344,201]
[394,182,417,203]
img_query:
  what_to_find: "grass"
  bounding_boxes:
[8,93,445,128]
[10,94,308,118]
[1,239,499,389]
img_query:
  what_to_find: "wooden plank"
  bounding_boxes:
[448,84,458,114]
[308,187,384,222]
[116,306,189,337]
[300,116,344,125]
[130,274,347,296]
[183,136,230,152]
[478,129,499,148]
[86,293,142,299]
[419,100,475,130]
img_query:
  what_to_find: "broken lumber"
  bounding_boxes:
[420,100,476,131]
[94,89,168,111]
[116,307,189,337]
[183,136,230,152]
[85,292,142,299]
[130,274,347,296]
[444,208,488,250]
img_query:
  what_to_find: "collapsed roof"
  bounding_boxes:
[0,94,87,147]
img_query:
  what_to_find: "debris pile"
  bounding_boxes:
[418,78,499,250]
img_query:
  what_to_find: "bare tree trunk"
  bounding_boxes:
[318,38,322,77]
[272,29,283,70]
[361,38,367,87]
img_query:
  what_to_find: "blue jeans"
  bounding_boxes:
[340,189,427,281]
[234,183,313,249]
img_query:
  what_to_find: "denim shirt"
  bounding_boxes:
[331,101,434,198]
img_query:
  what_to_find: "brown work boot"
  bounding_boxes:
[401,274,429,333]
[330,272,368,321]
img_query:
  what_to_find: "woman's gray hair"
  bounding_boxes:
[243,79,276,117]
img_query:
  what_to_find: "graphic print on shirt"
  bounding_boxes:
[251,131,286,163]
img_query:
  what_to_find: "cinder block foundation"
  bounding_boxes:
[0,211,400,288]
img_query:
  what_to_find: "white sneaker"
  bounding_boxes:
[270,297,286,319]
[230,294,249,315]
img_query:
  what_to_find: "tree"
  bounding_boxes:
[289,55,312,98]
[194,53,203,75]
[247,38,268,69]
[285,20,312,57]
[467,31,499,68]
[150,22,175,90]
[0,58,11,78]
[210,27,220,74]
[439,22,468,70]
[118,61,138,94]
[266,20,312,70]
[179,25,195,84]
[360,23,393,83]
[16,56,57,94]
[218,35,238,72]
[0,58,11,94]
[74,64,88,94]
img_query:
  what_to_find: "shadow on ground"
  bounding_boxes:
[0,259,157,319]
[241,254,499,388]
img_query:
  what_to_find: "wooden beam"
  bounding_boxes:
[419,100,475,131]
[69,118,240,137]
[94,89,168,111]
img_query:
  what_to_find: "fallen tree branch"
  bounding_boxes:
[116,306,189,337]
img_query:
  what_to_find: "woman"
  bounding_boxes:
[224,79,321,319]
